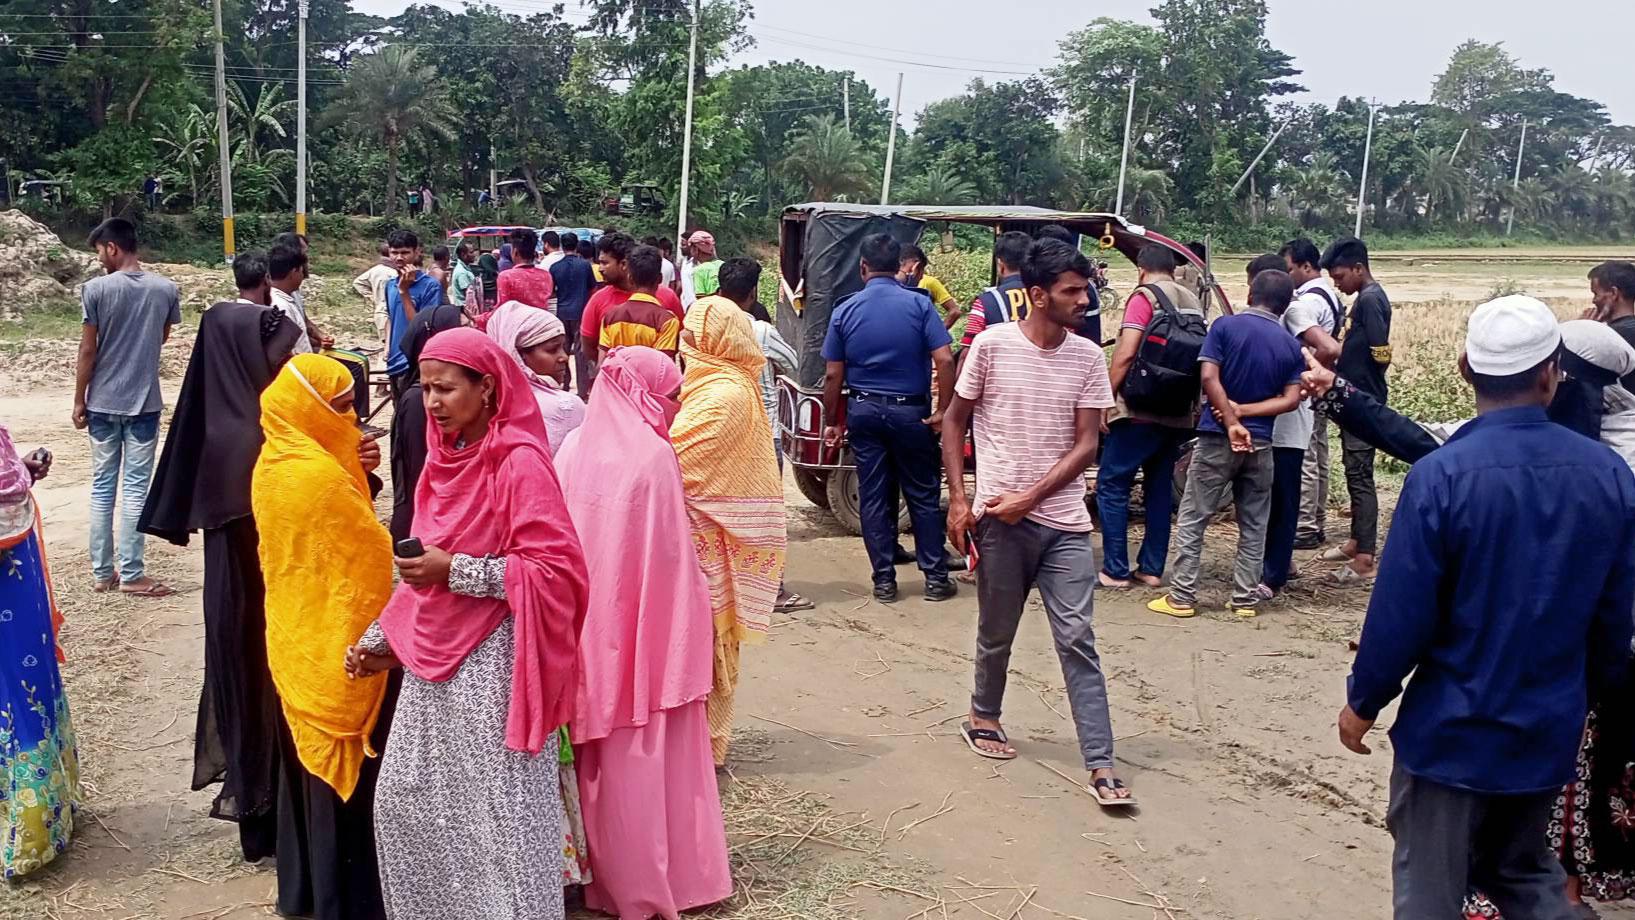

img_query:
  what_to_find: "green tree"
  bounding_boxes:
[911,78,1075,207]
[152,103,212,207]
[900,165,978,206]
[780,114,873,202]
[324,45,456,216]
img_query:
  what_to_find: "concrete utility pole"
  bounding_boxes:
[295,0,308,236]
[842,77,850,131]
[489,142,497,206]
[1229,116,1290,196]
[880,72,903,205]
[1354,101,1377,239]
[1507,120,1528,236]
[212,0,234,262]
[1449,128,1468,164]
[1114,75,1136,215]
[675,0,700,246]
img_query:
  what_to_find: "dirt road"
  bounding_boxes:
[0,383,1431,919]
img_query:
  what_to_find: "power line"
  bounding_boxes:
[749,33,1037,77]
[753,23,1035,69]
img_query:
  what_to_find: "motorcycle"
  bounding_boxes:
[1092,259,1121,312]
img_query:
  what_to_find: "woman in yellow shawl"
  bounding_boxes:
[251,353,395,920]
[672,296,787,766]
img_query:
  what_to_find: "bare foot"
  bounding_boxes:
[967,713,1016,757]
[1090,767,1133,802]
[1097,572,1131,588]
[1348,555,1377,577]
[1132,572,1163,588]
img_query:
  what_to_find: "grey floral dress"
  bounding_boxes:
[365,554,565,920]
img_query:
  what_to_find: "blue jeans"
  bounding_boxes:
[1260,446,1306,590]
[846,397,947,584]
[87,411,160,583]
[1095,421,1189,580]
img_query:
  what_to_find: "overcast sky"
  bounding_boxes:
[355,0,1633,125]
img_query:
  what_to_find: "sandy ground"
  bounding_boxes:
[7,252,1635,918]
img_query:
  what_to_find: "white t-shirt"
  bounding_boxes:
[680,257,698,309]
[271,287,312,355]
[540,250,566,311]
[661,259,677,287]
[955,322,1114,533]
[1271,278,1340,449]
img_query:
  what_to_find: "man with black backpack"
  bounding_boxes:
[1096,244,1207,588]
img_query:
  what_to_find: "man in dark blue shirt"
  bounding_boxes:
[1341,295,1635,919]
[549,231,596,396]
[823,233,956,603]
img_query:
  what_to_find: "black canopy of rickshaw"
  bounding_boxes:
[773,202,1226,388]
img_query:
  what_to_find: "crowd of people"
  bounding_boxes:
[8,210,1635,920]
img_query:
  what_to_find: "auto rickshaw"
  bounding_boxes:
[773,203,1231,536]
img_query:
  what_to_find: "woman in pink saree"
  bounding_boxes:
[556,347,731,919]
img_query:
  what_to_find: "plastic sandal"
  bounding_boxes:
[960,721,1018,760]
[1090,777,1137,807]
[1146,595,1197,619]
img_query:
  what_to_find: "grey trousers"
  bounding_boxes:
[1297,413,1330,540]
[971,518,1114,771]
[1168,433,1273,608]
[1386,763,1572,920]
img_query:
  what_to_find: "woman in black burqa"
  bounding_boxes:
[137,284,300,862]
[388,303,464,543]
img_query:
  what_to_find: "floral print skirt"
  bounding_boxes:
[1,521,81,879]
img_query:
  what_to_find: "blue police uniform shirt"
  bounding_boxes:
[822,276,952,397]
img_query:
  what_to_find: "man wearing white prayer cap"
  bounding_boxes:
[1338,295,1635,920]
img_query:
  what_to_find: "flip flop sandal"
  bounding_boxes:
[1317,546,1354,563]
[960,721,1017,760]
[774,593,815,613]
[119,581,176,598]
[1146,595,1197,619]
[1090,777,1137,807]
[93,578,116,593]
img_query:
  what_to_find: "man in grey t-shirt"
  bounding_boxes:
[72,218,180,597]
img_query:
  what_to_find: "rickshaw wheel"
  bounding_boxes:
[793,468,831,509]
[825,469,912,537]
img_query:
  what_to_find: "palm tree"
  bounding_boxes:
[227,81,297,166]
[325,46,456,216]
[901,165,977,205]
[1590,168,1634,235]
[1088,167,1171,225]
[1412,145,1468,225]
[1502,178,1555,229]
[153,103,212,206]
[780,114,873,202]
[1288,153,1345,230]
[1547,165,1595,232]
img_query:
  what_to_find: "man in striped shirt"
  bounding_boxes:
[940,238,1131,805]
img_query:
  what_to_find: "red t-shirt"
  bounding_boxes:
[496,265,555,311]
[1120,289,1156,331]
[579,285,684,340]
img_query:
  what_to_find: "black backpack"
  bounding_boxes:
[1122,283,1208,417]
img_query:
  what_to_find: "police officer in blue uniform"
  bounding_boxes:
[822,233,957,603]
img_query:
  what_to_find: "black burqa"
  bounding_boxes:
[138,302,300,860]
[389,304,464,543]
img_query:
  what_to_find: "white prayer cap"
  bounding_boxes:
[1465,295,1562,376]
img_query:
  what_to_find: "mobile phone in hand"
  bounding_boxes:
[395,538,425,558]
[965,539,980,573]
[360,424,388,441]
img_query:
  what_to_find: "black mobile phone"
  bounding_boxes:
[395,538,425,558]
[360,424,388,441]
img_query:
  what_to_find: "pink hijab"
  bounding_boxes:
[484,300,586,456]
[555,347,710,742]
[378,328,590,754]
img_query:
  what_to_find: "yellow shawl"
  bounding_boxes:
[672,297,786,643]
[251,354,393,800]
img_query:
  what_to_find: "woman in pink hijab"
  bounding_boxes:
[555,347,731,919]
[484,300,586,457]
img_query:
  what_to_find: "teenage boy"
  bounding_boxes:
[353,242,398,344]
[73,217,180,598]
[898,243,962,329]
[598,245,680,359]
[383,229,446,395]
[1342,295,1635,919]
[942,239,1130,805]
[1318,236,1392,583]
[1283,238,1347,549]
[1252,251,1341,597]
[579,232,685,387]
[1096,244,1204,589]
[1149,269,1305,618]
[496,227,555,312]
